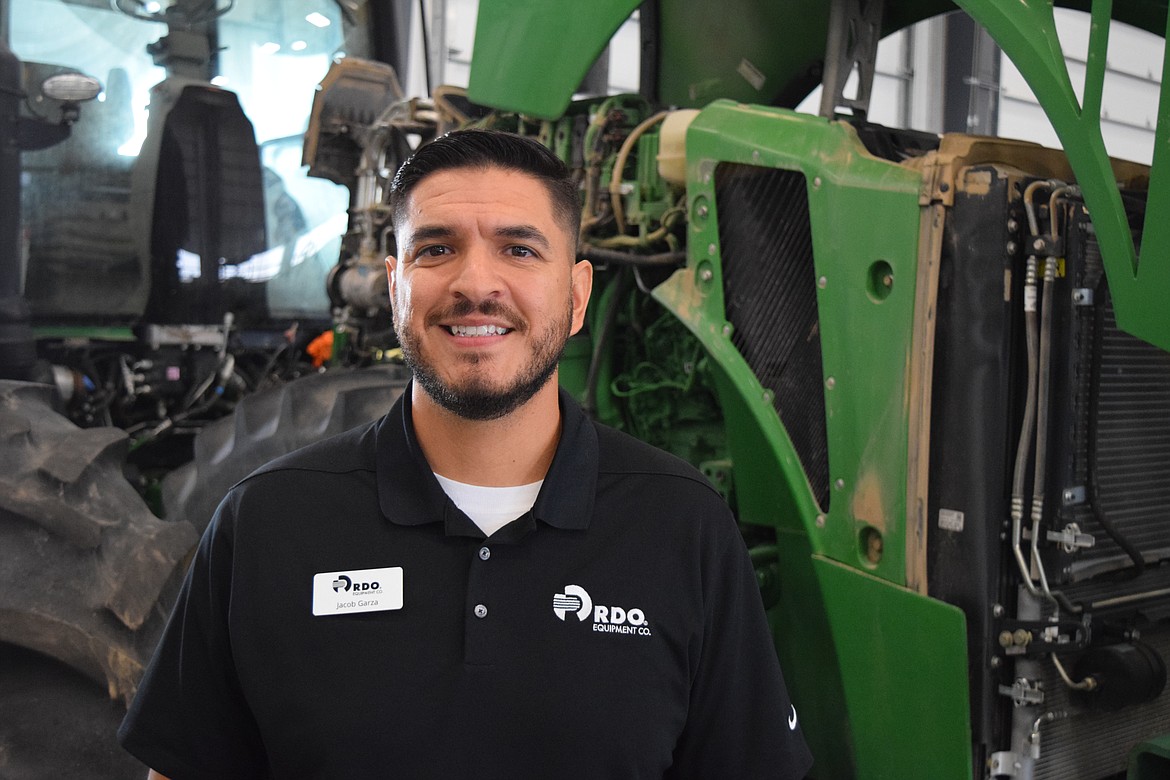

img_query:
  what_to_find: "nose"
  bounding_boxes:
[448,244,502,303]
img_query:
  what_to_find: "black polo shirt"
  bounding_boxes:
[119,388,812,779]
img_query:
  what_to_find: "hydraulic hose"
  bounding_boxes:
[583,270,631,416]
[578,245,687,268]
[1010,181,1049,601]
[1030,221,1058,594]
[1012,181,1079,613]
[609,111,668,235]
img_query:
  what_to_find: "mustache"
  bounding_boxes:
[425,298,527,333]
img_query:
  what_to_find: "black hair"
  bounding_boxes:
[388,129,581,245]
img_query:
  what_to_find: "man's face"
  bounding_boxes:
[387,166,592,420]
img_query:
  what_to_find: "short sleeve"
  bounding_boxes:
[666,504,814,779]
[117,492,267,779]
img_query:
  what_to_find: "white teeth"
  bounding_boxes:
[448,324,510,337]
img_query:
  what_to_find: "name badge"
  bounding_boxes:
[312,566,403,616]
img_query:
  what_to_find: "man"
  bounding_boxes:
[119,129,813,778]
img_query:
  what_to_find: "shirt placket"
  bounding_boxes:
[463,540,497,665]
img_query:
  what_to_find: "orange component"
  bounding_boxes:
[306,330,334,368]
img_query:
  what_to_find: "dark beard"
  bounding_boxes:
[397,298,571,421]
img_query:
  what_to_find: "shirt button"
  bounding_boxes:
[474,604,488,619]
[479,546,491,561]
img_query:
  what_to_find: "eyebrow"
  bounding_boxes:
[404,225,456,249]
[404,223,553,253]
[495,224,552,251]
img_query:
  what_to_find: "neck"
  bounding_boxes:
[409,379,562,487]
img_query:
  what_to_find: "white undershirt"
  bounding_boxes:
[434,474,544,537]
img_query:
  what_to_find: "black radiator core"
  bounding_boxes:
[714,163,829,509]
[1056,222,1170,581]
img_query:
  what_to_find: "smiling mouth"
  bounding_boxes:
[447,324,511,337]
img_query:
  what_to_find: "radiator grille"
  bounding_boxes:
[714,163,829,508]
[1063,235,1170,578]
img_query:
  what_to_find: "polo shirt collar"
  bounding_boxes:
[375,382,598,536]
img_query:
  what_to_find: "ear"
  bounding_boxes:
[569,260,593,336]
[385,256,398,302]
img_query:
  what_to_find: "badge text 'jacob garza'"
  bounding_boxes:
[553,584,652,636]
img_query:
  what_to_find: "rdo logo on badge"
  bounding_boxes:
[312,567,403,616]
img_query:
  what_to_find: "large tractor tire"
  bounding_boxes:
[0,367,408,777]
[0,381,197,707]
[161,364,410,534]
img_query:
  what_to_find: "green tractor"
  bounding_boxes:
[3,0,1170,777]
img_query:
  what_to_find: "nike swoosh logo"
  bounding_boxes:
[788,704,798,730]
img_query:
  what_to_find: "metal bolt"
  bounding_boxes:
[818,276,827,289]
[825,377,835,389]
[1006,241,1018,255]
[1013,629,1031,646]
[721,324,732,337]
[992,604,1005,617]
[999,631,1015,648]
[1007,219,1019,232]
[752,149,760,162]
[697,204,709,218]
[813,176,822,189]
[835,478,845,490]
[815,514,826,528]
[699,268,713,282]
[882,274,894,288]
[708,243,716,256]
[762,389,775,404]
[1033,237,1045,251]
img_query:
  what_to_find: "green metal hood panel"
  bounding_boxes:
[469,0,1168,121]
[467,0,638,118]
[468,0,959,119]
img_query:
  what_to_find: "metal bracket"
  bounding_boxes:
[1048,522,1095,553]
[999,678,1045,706]
[818,0,884,120]
[1026,233,1065,258]
[1061,485,1086,506]
[988,750,1024,777]
[996,615,1091,658]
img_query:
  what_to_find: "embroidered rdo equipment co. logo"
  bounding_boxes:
[552,584,651,636]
